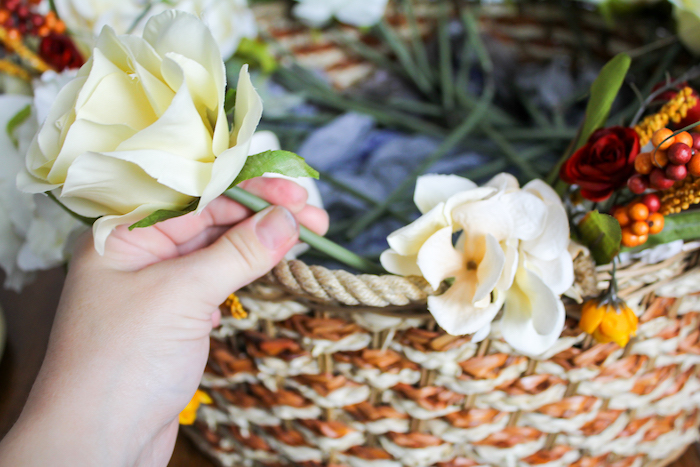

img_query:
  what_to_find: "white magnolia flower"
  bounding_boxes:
[380,173,573,356]
[18,11,263,254]
[669,0,700,55]
[54,0,257,59]
[0,89,85,291]
[292,0,389,28]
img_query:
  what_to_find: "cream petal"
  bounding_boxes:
[474,234,506,302]
[523,179,562,205]
[511,267,562,335]
[92,204,162,255]
[416,226,464,290]
[230,65,262,147]
[77,71,158,131]
[74,35,125,109]
[472,323,491,343]
[99,149,212,197]
[428,276,504,335]
[379,250,421,277]
[521,203,569,261]
[499,191,548,241]
[249,131,281,154]
[115,83,213,161]
[197,144,249,212]
[387,202,448,256]
[414,174,477,215]
[451,197,514,241]
[143,10,225,97]
[501,290,565,357]
[497,239,518,292]
[443,187,497,219]
[34,77,86,167]
[162,52,218,116]
[61,152,192,216]
[525,253,574,296]
[485,173,519,193]
[48,120,136,184]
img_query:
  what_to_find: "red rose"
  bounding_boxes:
[560,126,640,202]
[39,33,84,71]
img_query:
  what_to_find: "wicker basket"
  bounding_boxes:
[184,244,700,467]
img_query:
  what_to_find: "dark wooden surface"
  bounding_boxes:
[0,268,698,467]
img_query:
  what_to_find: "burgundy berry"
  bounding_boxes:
[666,163,688,181]
[667,142,693,165]
[692,133,700,151]
[627,174,648,194]
[649,168,676,190]
[642,193,661,213]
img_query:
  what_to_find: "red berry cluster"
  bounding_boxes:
[612,193,665,248]
[628,129,700,194]
[0,0,64,39]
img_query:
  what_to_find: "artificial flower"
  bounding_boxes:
[670,0,700,55]
[18,11,263,254]
[380,173,573,356]
[54,0,257,59]
[579,298,638,347]
[292,0,389,28]
[0,85,85,291]
[38,33,86,71]
[560,126,640,202]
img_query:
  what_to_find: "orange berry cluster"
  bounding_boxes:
[613,193,665,248]
[0,0,64,40]
[628,129,700,193]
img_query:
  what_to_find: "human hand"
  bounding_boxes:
[0,178,328,466]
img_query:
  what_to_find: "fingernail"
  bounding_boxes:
[255,206,298,249]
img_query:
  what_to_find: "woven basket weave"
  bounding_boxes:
[185,245,700,467]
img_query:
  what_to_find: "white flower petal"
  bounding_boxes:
[336,0,388,27]
[521,203,569,261]
[474,234,506,302]
[379,250,421,277]
[414,174,477,214]
[92,204,162,255]
[387,202,447,256]
[497,239,518,292]
[500,291,565,357]
[523,179,562,205]
[428,274,504,335]
[451,197,514,241]
[417,226,464,289]
[525,253,574,296]
[485,173,519,193]
[499,191,547,241]
[472,323,491,343]
[443,187,497,218]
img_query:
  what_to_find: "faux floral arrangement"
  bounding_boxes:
[3,0,700,431]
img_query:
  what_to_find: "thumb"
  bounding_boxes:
[171,205,299,302]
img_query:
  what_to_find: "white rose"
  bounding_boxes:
[0,91,84,291]
[55,0,257,59]
[292,0,389,28]
[18,11,263,254]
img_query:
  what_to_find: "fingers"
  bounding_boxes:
[296,205,330,236]
[168,205,300,303]
[239,177,309,213]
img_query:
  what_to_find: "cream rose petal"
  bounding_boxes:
[523,179,562,205]
[521,203,569,261]
[61,152,192,216]
[92,204,165,255]
[485,172,519,193]
[428,278,504,336]
[414,174,477,214]
[416,226,464,290]
[451,197,514,242]
[386,202,448,256]
[198,66,262,211]
[497,239,518,292]
[379,250,421,277]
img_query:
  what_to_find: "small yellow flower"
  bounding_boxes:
[178,389,212,425]
[579,299,638,348]
[223,293,247,320]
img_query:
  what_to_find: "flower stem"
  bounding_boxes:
[224,187,386,275]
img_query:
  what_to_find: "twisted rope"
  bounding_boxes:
[264,260,435,307]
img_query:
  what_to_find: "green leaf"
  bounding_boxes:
[6,104,31,148]
[234,38,278,74]
[229,150,319,187]
[128,200,198,230]
[575,53,631,149]
[224,88,236,115]
[623,210,700,252]
[577,210,622,264]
